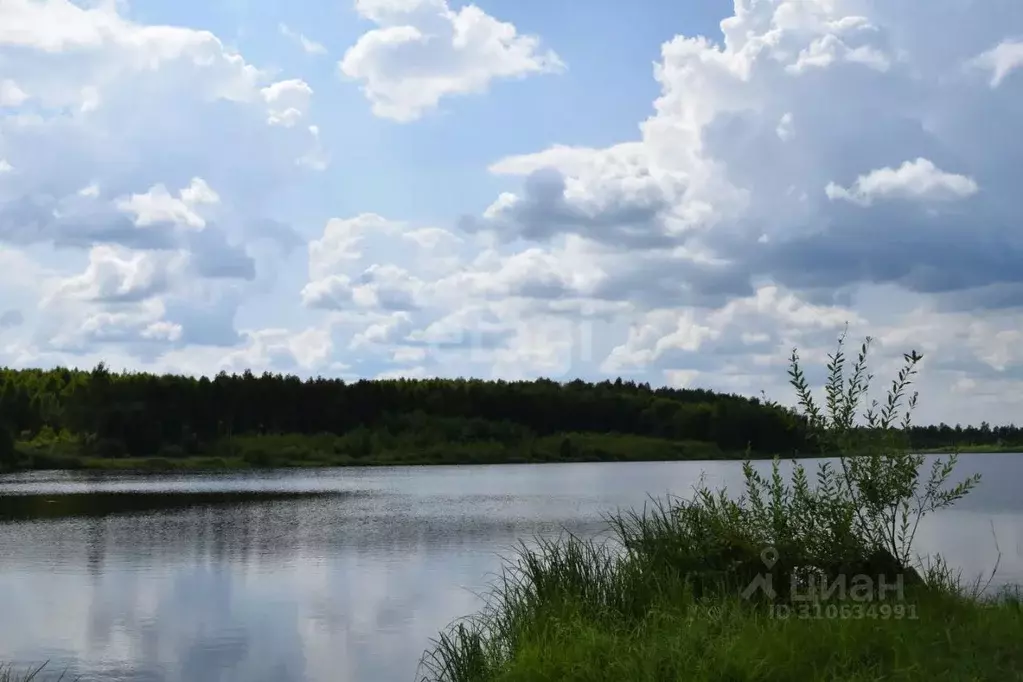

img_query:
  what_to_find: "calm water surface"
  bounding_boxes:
[1,455,1022,682]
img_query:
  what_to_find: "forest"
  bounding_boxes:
[0,364,1020,471]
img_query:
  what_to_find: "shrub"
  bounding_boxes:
[772,333,980,567]
[242,448,275,467]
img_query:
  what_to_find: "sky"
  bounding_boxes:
[1,0,1023,426]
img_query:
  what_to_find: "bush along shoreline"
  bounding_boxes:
[417,335,1023,682]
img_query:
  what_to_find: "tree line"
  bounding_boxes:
[0,364,1020,467]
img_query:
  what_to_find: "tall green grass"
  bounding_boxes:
[0,663,71,682]
[419,493,1023,682]
[418,334,1023,682]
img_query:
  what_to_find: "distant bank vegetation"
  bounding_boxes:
[0,356,1021,471]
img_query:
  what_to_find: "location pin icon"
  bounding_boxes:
[761,546,779,569]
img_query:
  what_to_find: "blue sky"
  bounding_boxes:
[2,0,1023,424]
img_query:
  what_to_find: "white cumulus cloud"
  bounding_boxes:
[825,158,979,207]
[116,177,220,230]
[340,0,564,121]
[261,79,314,128]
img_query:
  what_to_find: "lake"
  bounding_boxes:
[1,454,1021,682]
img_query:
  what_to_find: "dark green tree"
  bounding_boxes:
[0,421,15,469]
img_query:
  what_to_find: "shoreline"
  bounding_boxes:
[3,442,1018,475]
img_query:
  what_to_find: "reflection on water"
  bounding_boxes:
[1,455,1022,682]
[0,491,352,522]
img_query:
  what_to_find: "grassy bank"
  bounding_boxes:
[7,436,1017,474]
[418,483,1023,682]
[418,516,1023,682]
[418,338,1023,682]
[6,431,756,472]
